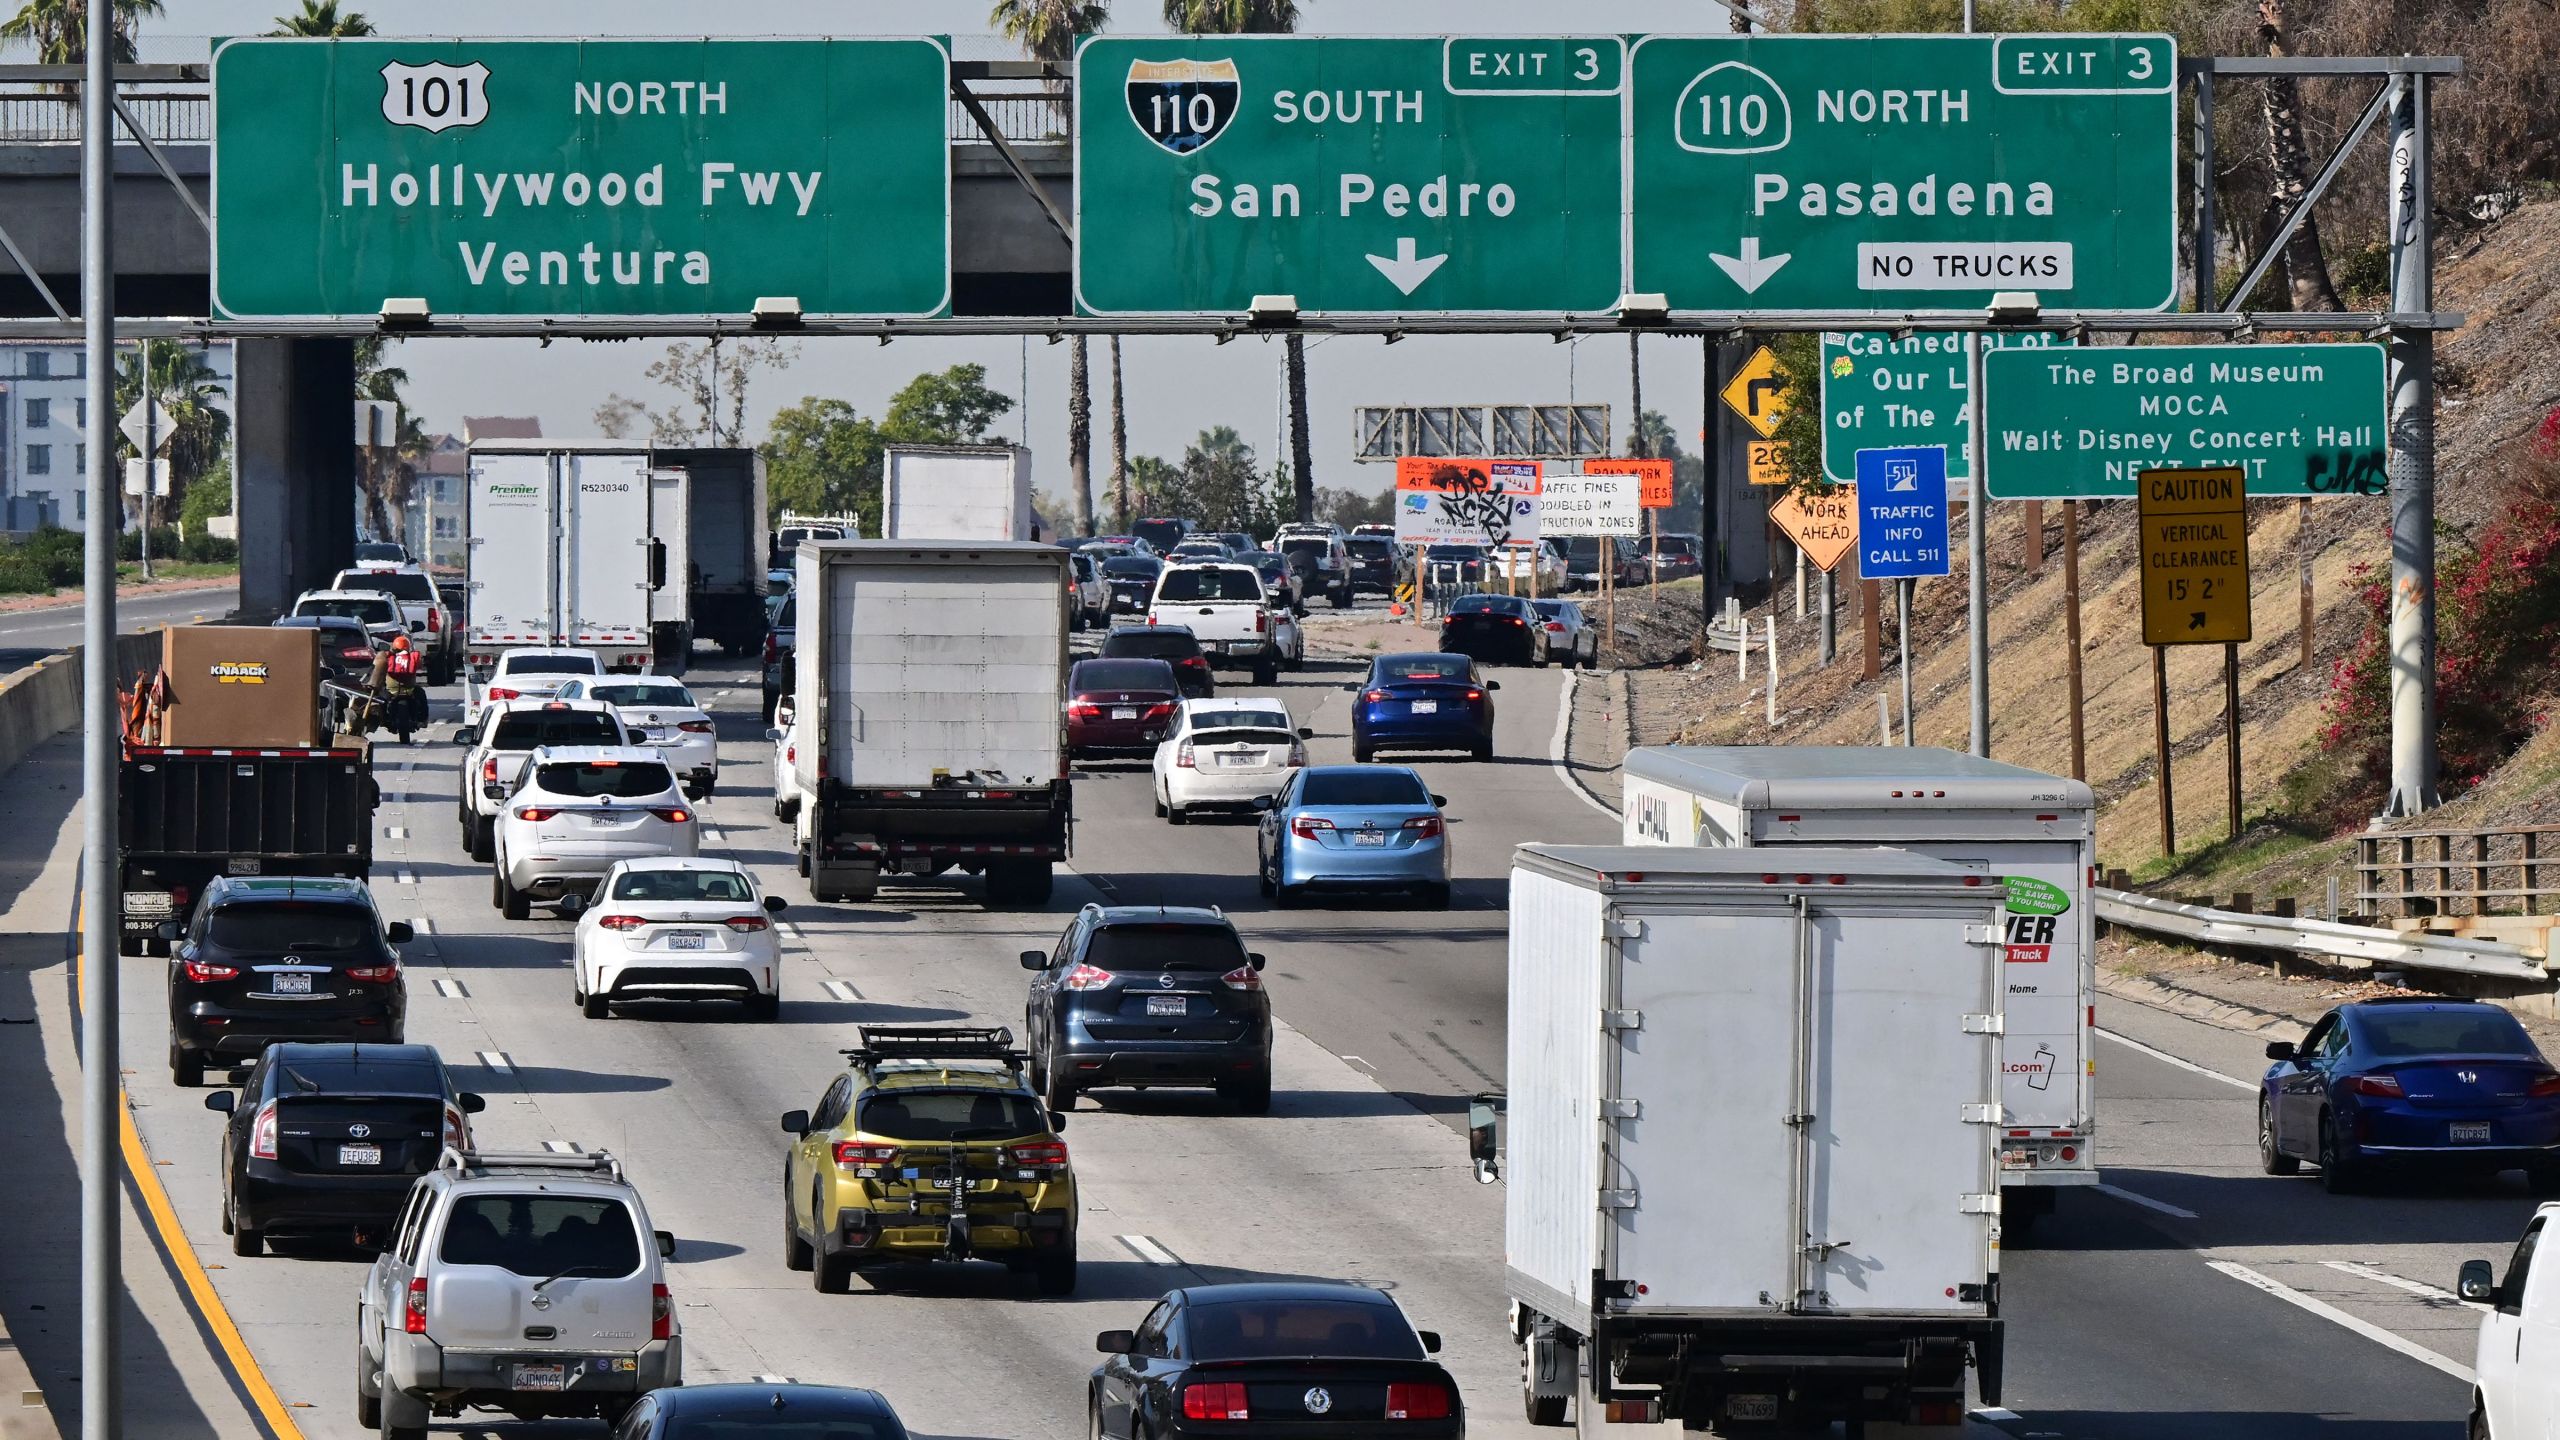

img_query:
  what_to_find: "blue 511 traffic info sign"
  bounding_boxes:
[1855,447,1952,579]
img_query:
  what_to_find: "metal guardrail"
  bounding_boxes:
[948,91,1066,146]
[0,91,207,142]
[2095,886,2550,983]
[2355,824,2560,919]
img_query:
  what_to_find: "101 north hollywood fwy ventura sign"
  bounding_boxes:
[211,37,953,319]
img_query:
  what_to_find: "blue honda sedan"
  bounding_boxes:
[1349,653,1498,763]
[2261,998,2560,1193]
[1255,765,1450,909]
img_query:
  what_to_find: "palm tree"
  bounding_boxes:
[353,335,411,540]
[1066,336,1094,536]
[2,0,162,67]
[113,341,226,532]
[988,0,1104,63]
[1108,338,1129,532]
[268,0,372,35]
[1161,0,1295,31]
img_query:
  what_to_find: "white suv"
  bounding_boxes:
[491,746,699,920]
[465,646,604,725]
[455,700,629,863]
[554,675,719,799]
[358,1149,679,1437]
[572,858,787,1021]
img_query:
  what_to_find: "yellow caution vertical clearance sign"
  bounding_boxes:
[2138,466,2251,646]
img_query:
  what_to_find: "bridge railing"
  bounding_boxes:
[0,89,209,143]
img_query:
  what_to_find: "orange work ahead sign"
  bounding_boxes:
[1586,457,1675,509]
[1769,486,1858,573]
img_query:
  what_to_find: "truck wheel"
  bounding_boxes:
[170,1046,203,1088]
[469,816,494,864]
[355,1342,382,1429]
[1330,584,1352,610]
[231,1221,263,1258]
[378,1384,429,1440]
[1252,658,1279,685]
[1524,1393,1567,1428]
[120,934,145,957]
[813,1241,853,1295]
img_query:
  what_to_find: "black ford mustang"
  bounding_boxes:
[1093,1283,1464,1439]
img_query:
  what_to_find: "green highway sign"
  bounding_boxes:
[1981,343,2389,499]
[1628,35,2177,312]
[212,37,951,319]
[1820,330,2074,484]
[1073,36,1625,315]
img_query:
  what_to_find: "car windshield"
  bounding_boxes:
[297,598,395,623]
[1530,601,1571,620]
[775,597,796,629]
[1449,594,1526,616]
[206,902,375,953]
[2358,1008,2539,1058]
[352,543,406,562]
[1102,557,1160,578]
[663,1410,905,1440]
[1072,660,1177,692]
[588,683,694,708]
[1186,1299,1424,1361]
[502,655,601,677]
[1280,538,1329,560]
[1654,538,1698,557]
[1190,707,1289,732]
[1132,521,1188,550]
[611,869,754,902]
[1086,923,1250,973]
[1156,568,1266,602]
[1300,770,1432,807]
[1101,633,1199,661]
[336,570,435,602]
[1423,546,1484,561]
[1377,657,1471,684]
[1347,539,1396,558]
[489,712,624,749]
[438,1195,640,1278]
[534,761,677,799]
[855,1088,1048,1142]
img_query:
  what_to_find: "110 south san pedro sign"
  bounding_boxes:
[212,37,952,320]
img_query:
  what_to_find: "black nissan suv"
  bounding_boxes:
[165,877,411,1086]
[1021,905,1273,1113]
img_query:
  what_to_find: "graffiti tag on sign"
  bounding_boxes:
[2303,447,2387,496]
[1394,458,1545,548]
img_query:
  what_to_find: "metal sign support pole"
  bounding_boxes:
[79,34,122,1440]
[1860,578,1880,681]
[1965,335,1990,757]
[2382,69,2440,817]
[2152,645,2176,855]
[2298,498,2314,674]
[1818,569,1835,667]
[140,337,156,581]
[2063,501,2087,781]
[2225,641,2244,839]
[1897,578,1914,746]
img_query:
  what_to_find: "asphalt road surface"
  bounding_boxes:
[0,583,237,672]
[4,618,2519,1438]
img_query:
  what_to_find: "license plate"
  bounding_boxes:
[901,1168,965,1189]
[587,813,625,826]
[1219,752,1258,767]
[1727,1396,1780,1422]
[1147,995,1188,1017]
[2453,1121,2493,1143]
[338,1143,381,1166]
[229,858,263,875]
[514,1364,566,1392]
[271,972,312,994]
[1410,700,1438,714]
[123,892,174,918]
[1112,707,1138,720]
[667,932,708,951]
[1354,830,1389,847]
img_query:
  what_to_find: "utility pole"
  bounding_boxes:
[79,31,122,1440]
[2381,69,2439,817]
[1960,0,1990,759]
[139,338,155,581]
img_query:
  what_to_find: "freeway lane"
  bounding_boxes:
[0,583,237,673]
[56,643,2516,1440]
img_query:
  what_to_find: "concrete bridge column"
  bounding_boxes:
[233,337,354,620]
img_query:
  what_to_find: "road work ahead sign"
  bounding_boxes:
[2138,466,2250,645]
[211,38,953,320]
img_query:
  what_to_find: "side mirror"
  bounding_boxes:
[1297,727,1315,740]
[765,726,785,741]
[204,1091,235,1114]
[2459,1259,2499,1305]
[779,1109,810,1135]
[1048,1110,1070,1132]
[450,728,473,745]
[1418,1330,1442,1354]
[460,1092,487,1113]
[1020,949,1049,971]
[655,1230,676,1260]
[558,893,585,918]
[763,895,787,914]
[1247,952,1267,972]
[2265,1041,2297,1062]
[157,922,183,941]
[1430,795,1448,809]
[1468,1093,1503,1184]
[385,921,415,944]
[1094,1329,1137,1355]
[1251,795,1275,811]
[1486,680,1502,691]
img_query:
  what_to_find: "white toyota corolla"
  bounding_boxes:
[571,857,786,1020]
[1151,696,1309,823]
[491,745,699,920]
[557,675,720,797]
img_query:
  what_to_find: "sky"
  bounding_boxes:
[76,0,1744,500]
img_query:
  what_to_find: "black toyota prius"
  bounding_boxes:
[205,1041,483,1255]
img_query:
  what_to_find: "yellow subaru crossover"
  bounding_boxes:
[778,1026,1078,1295]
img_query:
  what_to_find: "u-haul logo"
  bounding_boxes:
[210,661,269,685]
[2004,912,2057,962]
[1633,793,1670,843]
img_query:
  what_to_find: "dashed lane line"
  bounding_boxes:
[1117,1234,1183,1266]
[2093,1182,2199,1221]
[477,1050,514,1073]
[2207,1260,2474,1383]
[822,979,862,1002]
[2323,1260,2459,1302]
[433,977,468,999]
[542,1140,583,1155]
[2095,1027,2258,1092]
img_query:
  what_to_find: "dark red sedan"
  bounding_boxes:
[1067,658,1183,757]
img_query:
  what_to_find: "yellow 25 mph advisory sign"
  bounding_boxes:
[2139,466,2249,645]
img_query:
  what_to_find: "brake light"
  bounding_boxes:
[723,915,770,933]
[1181,656,1209,670]
[1061,963,1115,991]
[1291,816,1334,840]
[1176,741,1196,769]
[404,1277,428,1333]
[249,1100,278,1160]
[1142,702,1177,720]
[340,646,374,661]
[597,914,647,931]
[343,963,398,983]
[1287,742,1307,767]
[833,1141,899,1167]
[1385,1383,1451,1420]
[651,1283,673,1341]
[487,687,520,701]
[182,957,240,982]
[514,807,560,822]
[2532,1072,2560,1098]
[1220,965,1262,991]
[671,720,715,734]
[2348,1074,2405,1098]
[762,632,780,665]
[481,757,499,782]
[650,807,694,824]
[170,884,191,909]
[1464,688,1484,702]
[1255,609,1267,634]
[1009,1140,1069,1167]
[1183,1383,1249,1422]
[1546,621,1567,632]
[1404,815,1445,839]
[1363,689,1389,703]
[427,608,443,633]
[444,1105,467,1151]
[1067,702,1102,720]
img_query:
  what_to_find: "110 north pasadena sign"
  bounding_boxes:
[212,38,952,319]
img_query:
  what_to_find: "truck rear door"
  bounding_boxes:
[1889,840,2088,1141]
[565,452,652,655]
[467,452,561,649]
[649,469,690,630]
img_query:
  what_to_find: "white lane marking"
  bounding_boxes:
[2093,1182,2198,1220]
[2323,1260,2459,1301]
[2207,1260,2475,1383]
[1971,1409,2023,1425]
[2095,1027,2257,1092]
[418,917,436,935]
[384,826,408,840]
[752,1374,792,1384]
[1342,1055,1374,1071]
[396,869,416,886]
[542,1139,582,1155]
[1547,670,1618,821]
[477,1050,514,1073]
[433,978,468,999]
[1117,1234,1183,1266]
[822,979,861,1002]
[780,921,806,942]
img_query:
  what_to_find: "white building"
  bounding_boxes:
[0,340,236,533]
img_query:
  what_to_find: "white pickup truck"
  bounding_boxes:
[1145,562,1302,685]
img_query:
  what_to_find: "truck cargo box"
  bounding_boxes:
[153,626,324,749]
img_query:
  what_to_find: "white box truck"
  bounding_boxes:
[464,440,691,679]
[1618,745,2099,1230]
[881,444,1037,542]
[1487,845,2007,1433]
[792,539,1071,908]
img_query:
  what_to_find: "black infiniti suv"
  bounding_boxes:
[1021,905,1272,1113]
[165,876,411,1086]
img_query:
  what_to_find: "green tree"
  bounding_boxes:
[179,456,231,534]
[1126,454,1178,516]
[1313,485,1392,531]
[113,341,228,530]
[268,0,370,35]
[763,397,888,524]
[1173,426,1281,531]
[883,362,1015,443]
[2,0,161,66]
[988,0,1104,62]
[1162,0,1294,31]
[599,338,798,447]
